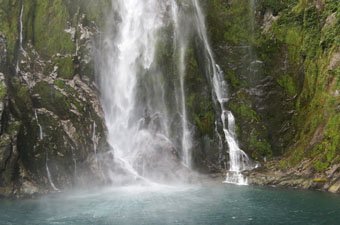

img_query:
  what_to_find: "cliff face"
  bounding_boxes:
[203,0,339,192]
[0,0,111,197]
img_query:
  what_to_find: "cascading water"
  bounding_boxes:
[98,0,253,185]
[98,0,195,184]
[191,0,253,185]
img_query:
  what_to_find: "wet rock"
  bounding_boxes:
[328,180,340,194]
[20,181,40,196]
[0,1,110,197]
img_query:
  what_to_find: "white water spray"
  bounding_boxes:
[191,0,253,185]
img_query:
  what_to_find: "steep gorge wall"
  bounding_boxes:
[0,0,111,197]
[202,0,339,191]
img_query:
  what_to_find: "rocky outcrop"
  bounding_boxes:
[246,160,340,194]
[0,0,111,198]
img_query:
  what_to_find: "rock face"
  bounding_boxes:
[0,0,110,197]
[246,160,340,194]
[202,0,339,193]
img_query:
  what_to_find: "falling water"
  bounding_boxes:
[35,110,60,191]
[191,0,253,185]
[45,153,60,192]
[18,2,24,52]
[179,46,192,168]
[34,110,43,140]
[171,3,192,168]
[98,0,194,183]
[92,121,98,162]
[16,1,25,74]
[98,0,253,184]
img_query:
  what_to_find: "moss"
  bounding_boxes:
[277,75,297,96]
[249,131,272,160]
[79,0,111,26]
[313,177,328,183]
[226,70,242,89]
[257,0,291,15]
[55,56,74,79]
[0,82,7,100]
[31,0,75,57]
[293,0,313,14]
[205,0,255,47]
[193,111,215,137]
[54,79,66,89]
[11,79,33,115]
[32,81,71,118]
[0,0,20,63]
[314,161,330,172]
[229,102,259,122]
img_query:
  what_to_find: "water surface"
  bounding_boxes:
[1,184,339,225]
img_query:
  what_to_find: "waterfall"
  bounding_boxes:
[191,0,253,185]
[98,0,253,184]
[16,1,25,74]
[98,0,194,183]
[35,110,60,191]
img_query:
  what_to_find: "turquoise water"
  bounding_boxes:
[0,184,339,225]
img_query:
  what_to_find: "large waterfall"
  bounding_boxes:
[98,0,253,185]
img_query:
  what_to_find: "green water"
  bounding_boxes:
[0,184,339,225]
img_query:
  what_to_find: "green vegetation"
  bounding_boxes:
[55,56,74,79]
[0,0,19,62]
[265,0,340,171]
[0,82,6,100]
[29,0,75,57]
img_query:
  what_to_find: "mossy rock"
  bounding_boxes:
[32,81,71,119]
[55,56,75,79]
[30,0,75,57]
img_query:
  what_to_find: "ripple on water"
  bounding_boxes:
[0,185,340,225]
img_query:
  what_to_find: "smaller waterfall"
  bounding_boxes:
[45,153,60,192]
[92,121,99,162]
[35,110,60,191]
[222,112,250,185]
[179,46,192,168]
[16,1,25,73]
[192,0,253,185]
[18,2,24,52]
[34,110,43,140]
